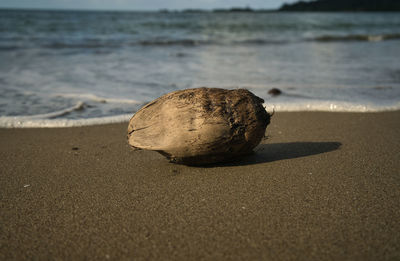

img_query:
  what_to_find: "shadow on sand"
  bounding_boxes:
[205,141,342,167]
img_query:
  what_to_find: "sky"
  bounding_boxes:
[0,0,299,11]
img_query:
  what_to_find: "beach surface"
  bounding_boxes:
[1,111,399,260]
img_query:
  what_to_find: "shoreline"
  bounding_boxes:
[1,111,399,260]
[2,108,400,128]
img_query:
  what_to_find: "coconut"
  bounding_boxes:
[127,87,270,165]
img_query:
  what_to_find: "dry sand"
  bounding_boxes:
[1,111,399,260]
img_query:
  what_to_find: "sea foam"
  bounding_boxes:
[1,100,399,128]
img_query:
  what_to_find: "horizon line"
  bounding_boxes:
[0,6,279,12]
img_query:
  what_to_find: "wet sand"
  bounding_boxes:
[1,112,399,260]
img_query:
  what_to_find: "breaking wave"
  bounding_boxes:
[313,33,400,42]
[2,33,400,51]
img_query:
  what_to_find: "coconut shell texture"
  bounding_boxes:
[127,87,270,165]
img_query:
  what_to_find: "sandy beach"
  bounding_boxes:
[1,111,399,260]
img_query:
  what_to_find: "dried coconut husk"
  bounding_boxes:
[127,87,270,165]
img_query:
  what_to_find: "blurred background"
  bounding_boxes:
[1,0,400,126]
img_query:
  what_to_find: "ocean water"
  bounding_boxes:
[0,10,400,127]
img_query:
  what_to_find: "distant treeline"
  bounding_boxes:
[157,0,400,13]
[160,7,273,13]
[279,0,400,12]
